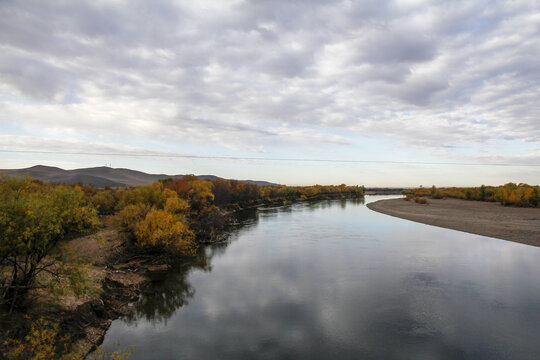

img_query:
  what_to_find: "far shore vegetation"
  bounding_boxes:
[403,183,540,208]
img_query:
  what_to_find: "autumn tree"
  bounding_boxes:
[90,190,117,215]
[134,209,195,255]
[212,179,232,206]
[117,203,152,234]
[116,184,196,255]
[188,180,214,211]
[116,183,166,210]
[0,178,99,312]
[161,178,191,198]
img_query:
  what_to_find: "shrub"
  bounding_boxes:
[116,183,166,210]
[90,190,116,215]
[117,203,151,234]
[5,317,133,360]
[4,318,70,360]
[414,197,428,204]
[431,191,444,199]
[134,209,195,255]
[163,191,189,214]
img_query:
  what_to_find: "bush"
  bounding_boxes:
[117,203,151,234]
[4,318,70,360]
[5,317,133,360]
[414,197,428,204]
[134,209,195,255]
[163,191,189,214]
[90,190,116,215]
[116,183,166,210]
[431,191,444,199]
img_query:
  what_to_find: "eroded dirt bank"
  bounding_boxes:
[367,198,540,247]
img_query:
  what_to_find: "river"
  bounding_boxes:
[98,196,540,359]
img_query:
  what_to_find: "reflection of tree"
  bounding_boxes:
[122,199,367,325]
[124,208,260,325]
[123,250,211,325]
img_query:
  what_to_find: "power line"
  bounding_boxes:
[1,149,539,167]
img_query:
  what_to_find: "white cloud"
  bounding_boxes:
[0,0,539,182]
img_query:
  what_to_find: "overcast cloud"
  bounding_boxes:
[1,0,539,185]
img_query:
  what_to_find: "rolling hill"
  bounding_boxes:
[0,165,278,188]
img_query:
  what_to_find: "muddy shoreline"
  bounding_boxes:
[367,198,540,247]
[61,248,167,357]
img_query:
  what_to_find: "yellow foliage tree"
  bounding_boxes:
[0,178,99,311]
[189,180,214,210]
[134,209,195,255]
[163,190,189,214]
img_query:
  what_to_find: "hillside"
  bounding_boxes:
[0,165,278,188]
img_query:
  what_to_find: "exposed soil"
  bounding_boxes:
[367,198,540,247]
[62,255,161,357]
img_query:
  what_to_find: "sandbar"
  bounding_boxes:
[367,198,540,247]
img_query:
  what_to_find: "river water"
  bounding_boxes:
[98,196,540,359]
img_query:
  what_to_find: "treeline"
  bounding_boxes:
[116,178,364,246]
[1,175,364,312]
[403,183,540,207]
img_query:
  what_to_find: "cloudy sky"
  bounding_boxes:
[1,0,539,186]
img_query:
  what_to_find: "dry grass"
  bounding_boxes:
[29,216,124,311]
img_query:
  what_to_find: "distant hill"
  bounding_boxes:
[0,165,278,188]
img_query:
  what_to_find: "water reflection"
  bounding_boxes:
[125,209,260,325]
[125,253,209,325]
[100,196,540,360]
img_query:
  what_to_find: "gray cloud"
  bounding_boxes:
[357,27,437,65]
[0,0,539,157]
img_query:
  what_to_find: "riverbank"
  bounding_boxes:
[1,193,366,359]
[367,198,540,247]
[0,216,162,359]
